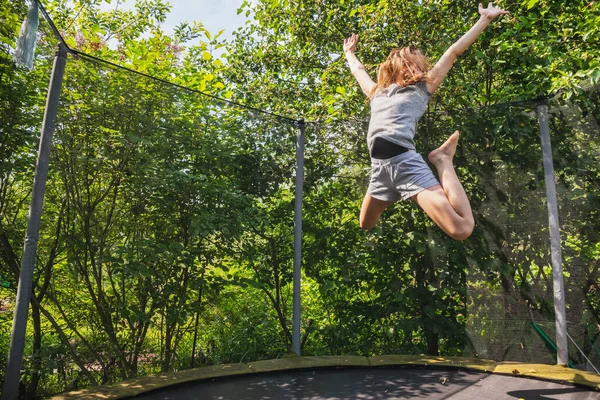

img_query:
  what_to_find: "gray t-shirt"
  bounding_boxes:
[367,81,431,152]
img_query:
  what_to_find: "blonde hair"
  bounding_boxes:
[369,46,430,99]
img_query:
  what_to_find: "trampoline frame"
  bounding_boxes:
[50,355,600,399]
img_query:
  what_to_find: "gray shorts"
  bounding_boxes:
[367,151,440,202]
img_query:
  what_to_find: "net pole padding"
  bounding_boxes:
[537,102,568,366]
[2,42,68,400]
[292,119,305,356]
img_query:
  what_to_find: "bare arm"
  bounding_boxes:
[343,33,376,97]
[427,2,509,94]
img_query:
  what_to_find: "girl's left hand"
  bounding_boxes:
[343,33,359,53]
[478,2,510,20]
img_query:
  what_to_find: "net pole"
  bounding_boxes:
[2,43,68,400]
[292,119,305,356]
[537,102,568,366]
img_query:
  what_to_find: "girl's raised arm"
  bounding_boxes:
[427,2,509,94]
[344,33,376,97]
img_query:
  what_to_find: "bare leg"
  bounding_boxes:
[414,131,474,240]
[360,194,393,230]
[428,130,473,219]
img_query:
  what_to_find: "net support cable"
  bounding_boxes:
[567,332,600,374]
[36,0,550,127]
[36,0,299,124]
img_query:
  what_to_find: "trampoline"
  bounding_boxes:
[133,368,597,400]
[51,356,600,399]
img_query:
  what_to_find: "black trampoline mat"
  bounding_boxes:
[133,367,599,400]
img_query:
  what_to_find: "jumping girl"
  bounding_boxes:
[343,2,509,240]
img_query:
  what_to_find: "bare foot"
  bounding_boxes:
[428,130,460,167]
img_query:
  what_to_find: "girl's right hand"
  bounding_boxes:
[343,33,359,53]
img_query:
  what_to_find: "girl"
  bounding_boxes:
[343,2,509,240]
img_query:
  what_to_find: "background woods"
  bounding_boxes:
[1,0,599,398]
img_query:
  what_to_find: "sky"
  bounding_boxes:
[159,0,251,40]
[100,0,254,41]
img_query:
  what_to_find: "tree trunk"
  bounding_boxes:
[33,297,98,385]
[162,326,174,372]
[425,329,439,356]
[190,287,203,369]
[25,302,42,400]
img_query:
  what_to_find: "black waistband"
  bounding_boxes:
[371,137,409,159]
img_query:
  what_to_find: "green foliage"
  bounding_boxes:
[0,0,599,398]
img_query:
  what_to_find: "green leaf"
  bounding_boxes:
[90,24,106,35]
[526,0,539,9]
[589,69,600,85]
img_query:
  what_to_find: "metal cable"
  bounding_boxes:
[35,0,300,125]
[35,0,552,126]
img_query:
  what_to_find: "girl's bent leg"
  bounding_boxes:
[360,194,393,230]
[414,131,474,240]
[414,185,474,240]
